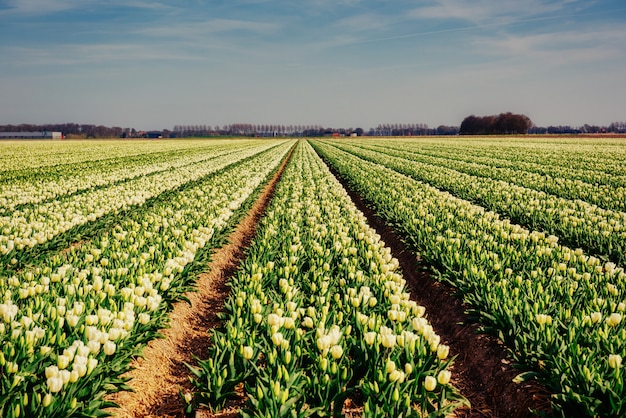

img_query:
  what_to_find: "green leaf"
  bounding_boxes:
[512,371,539,384]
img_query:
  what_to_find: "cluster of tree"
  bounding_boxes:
[608,122,626,133]
[459,113,533,135]
[368,123,433,136]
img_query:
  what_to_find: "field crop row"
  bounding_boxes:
[312,139,626,417]
[0,141,257,213]
[398,137,626,177]
[367,139,626,188]
[356,141,626,211]
[0,141,279,266]
[0,140,293,417]
[0,139,230,172]
[2,137,625,417]
[326,140,626,266]
[189,141,466,417]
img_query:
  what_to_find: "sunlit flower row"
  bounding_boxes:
[0,141,257,213]
[312,140,626,417]
[189,141,467,417]
[0,141,293,417]
[330,141,626,267]
[353,139,626,212]
[363,137,626,188]
[0,138,225,172]
[0,142,279,262]
[383,136,626,179]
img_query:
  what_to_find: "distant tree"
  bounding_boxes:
[436,125,459,135]
[459,115,483,135]
[460,112,532,135]
[608,122,626,133]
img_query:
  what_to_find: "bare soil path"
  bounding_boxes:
[107,146,294,418]
[109,142,552,418]
[329,165,553,418]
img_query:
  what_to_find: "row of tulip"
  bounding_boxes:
[0,139,221,172]
[372,138,626,188]
[400,136,626,178]
[356,140,626,212]
[188,140,467,417]
[326,141,626,267]
[311,140,626,417]
[0,141,294,417]
[0,141,281,265]
[0,140,257,213]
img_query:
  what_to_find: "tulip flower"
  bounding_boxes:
[609,354,622,369]
[437,370,452,385]
[424,376,437,391]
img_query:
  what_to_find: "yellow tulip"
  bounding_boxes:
[424,375,437,391]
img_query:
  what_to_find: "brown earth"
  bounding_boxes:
[110,143,552,418]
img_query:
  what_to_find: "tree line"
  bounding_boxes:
[2,118,626,138]
[0,123,130,138]
[171,123,460,137]
[171,124,331,137]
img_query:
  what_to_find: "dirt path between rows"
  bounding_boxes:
[107,146,294,418]
[109,141,552,418]
[331,169,553,418]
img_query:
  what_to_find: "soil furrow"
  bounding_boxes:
[107,146,294,418]
[324,155,553,418]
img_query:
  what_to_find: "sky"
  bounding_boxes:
[1,0,625,130]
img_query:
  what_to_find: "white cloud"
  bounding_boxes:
[473,24,626,65]
[0,0,172,16]
[409,0,583,24]
[137,18,280,38]
[333,13,393,32]
[0,0,91,14]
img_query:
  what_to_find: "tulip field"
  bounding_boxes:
[0,139,293,417]
[1,136,626,417]
[311,137,626,417]
[187,141,466,417]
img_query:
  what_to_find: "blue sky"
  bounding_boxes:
[1,0,625,130]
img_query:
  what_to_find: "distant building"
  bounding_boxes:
[134,131,163,139]
[0,131,63,139]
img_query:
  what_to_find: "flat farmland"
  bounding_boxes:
[1,137,625,417]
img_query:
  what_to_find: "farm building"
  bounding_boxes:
[0,131,63,139]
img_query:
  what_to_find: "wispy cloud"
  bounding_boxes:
[306,0,364,10]
[0,0,92,15]
[138,18,280,38]
[1,0,625,128]
[319,0,595,49]
[0,42,205,67]
[0,0,172,16]
[121,1,173,11]
[409,0,584,24]
[473,24,626,63]
[333,13,393,32]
